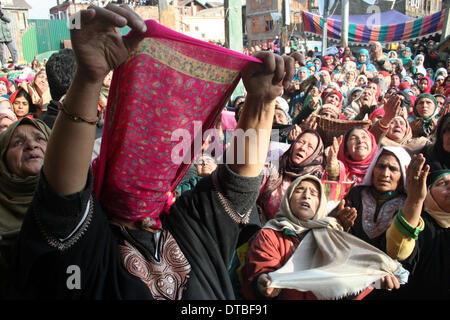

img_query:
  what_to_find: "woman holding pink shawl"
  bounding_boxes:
[4,4,296,300]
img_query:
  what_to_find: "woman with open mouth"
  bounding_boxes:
[258,129,325,224]
[0,117,51,283]
[325,127,378,185]
[370,93,429,154]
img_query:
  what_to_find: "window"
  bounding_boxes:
[264,15,273,32]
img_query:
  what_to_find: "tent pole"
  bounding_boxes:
[441,0,450,44]
[321,0,329,56]
[341,0,349,48]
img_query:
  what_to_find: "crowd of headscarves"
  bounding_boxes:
[224,38,450,300]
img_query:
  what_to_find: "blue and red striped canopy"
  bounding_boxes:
[302,9,446,44]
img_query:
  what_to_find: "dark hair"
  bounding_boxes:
[46,48,77,101]
[14,89,36,115]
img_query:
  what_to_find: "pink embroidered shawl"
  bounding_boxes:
[92,20,260,229]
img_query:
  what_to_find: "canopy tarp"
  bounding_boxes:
[329,10,414,25]
[302,9,445,45]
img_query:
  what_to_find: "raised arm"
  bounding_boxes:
[227,52,294,177]
[43,4,146,196]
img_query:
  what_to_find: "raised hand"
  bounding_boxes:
[405,154,429,203]
[410,118,423,137]
[327,135,343,167]
[70,4,147,83]
[288,124,302,142]
[230,52,295,177]
[257,273,281,298]
[381,95,402,125]
[401,153,430,228]
[291,51,306,67]
[335,199,357,231]
[241,52,295,104]
[301,114,318,131]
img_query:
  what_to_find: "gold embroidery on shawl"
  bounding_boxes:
[128,38,239,84]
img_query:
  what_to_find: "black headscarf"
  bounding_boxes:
[426,113,450,171]
[393,90,412,111]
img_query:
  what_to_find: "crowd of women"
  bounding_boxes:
[228,38,450,300]
[0,4,448,301]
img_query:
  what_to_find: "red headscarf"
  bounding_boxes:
[420,76,432,93]
[369,107,385,121]
[0,77,10,93]
[398,82,411,91]
[337,128,379,184]
[323,89,343,108]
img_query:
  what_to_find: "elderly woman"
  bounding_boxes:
[0,118,51,284]
[258,129,324,223]
[242,175,402,300]
[343,87,377,120]
[4,4,296,300]
[410,93,439,138]
[331,146,412,255]
[325,127,379,184]
[370,94,429,154]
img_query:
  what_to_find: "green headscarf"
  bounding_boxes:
[413,93,439,136]
[399,47,413,66]
[0,117,51,237]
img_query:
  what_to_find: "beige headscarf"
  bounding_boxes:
[380,113,429,154]
[0,117,51,238]
[266,175,408,300]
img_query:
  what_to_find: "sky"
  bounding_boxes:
[26,0,57,19]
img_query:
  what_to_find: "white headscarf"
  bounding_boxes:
[413,54,427,76]
[266,175,409,300]
[360,146,411,193]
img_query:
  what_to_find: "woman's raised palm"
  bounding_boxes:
[70,5,146,83]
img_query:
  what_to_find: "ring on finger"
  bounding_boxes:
[413,175,420,180]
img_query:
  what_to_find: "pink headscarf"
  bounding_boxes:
[420,76,432,93]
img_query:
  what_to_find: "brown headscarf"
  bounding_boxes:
[0,117,51,237]
[261,130,325,205]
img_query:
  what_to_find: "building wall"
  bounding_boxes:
[2,6,30,63]
[246,0,282,45]
[181,16,224,42]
